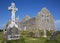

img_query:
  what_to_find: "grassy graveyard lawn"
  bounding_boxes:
[0,31,60,43]
[24,36,60,43]
[3,36,60,43]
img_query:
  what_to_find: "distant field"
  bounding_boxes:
[0,31,60,43]
[0,32,3,43]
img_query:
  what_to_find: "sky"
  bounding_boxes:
[0,0,60,30]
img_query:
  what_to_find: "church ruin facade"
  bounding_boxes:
[20,8,54,31]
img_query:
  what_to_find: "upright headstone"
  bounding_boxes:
[3,2,20,40]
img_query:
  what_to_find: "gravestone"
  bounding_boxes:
[49,31,58,40]
[3,2,20,40]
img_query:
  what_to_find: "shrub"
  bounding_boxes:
[28,31,35,37]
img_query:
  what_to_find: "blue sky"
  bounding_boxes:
[0,0,60,30]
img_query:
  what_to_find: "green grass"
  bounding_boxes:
[23,36,60,43]
[0,31,60,43]
[0,32,3,43]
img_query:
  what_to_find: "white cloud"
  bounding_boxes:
[54,20,60,30]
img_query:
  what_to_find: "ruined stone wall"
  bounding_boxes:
[20,18,36,30]
[20,8,54,31]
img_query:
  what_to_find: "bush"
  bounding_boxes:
[20,31,29,36]
[28,32,35,37]
[46,30,51,36]
[0,30,3,32]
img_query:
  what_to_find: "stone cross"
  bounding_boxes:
[8,3,18,24]
[8,3,18,28]
[5,3,20,40]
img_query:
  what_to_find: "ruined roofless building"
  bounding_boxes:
[20,8,54,31]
